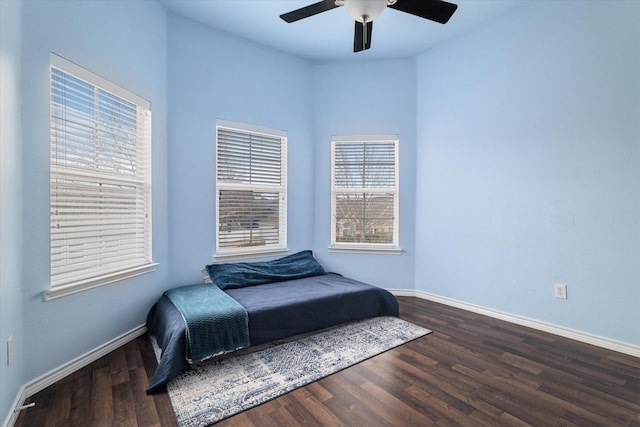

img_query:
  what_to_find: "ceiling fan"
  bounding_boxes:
[280,0,458,53]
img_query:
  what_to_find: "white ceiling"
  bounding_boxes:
[159,0,526,61]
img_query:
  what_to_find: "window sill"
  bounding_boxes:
[43,263,158,301]
[328,245,403,255]
[212,248,291,263]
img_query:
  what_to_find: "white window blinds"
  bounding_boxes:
[48,54,154,299]
[331,137,399,252]
[216,122,287,257]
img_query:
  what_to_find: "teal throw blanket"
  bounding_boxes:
[165,284,250,364]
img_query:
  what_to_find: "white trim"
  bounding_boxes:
[24,324,147,396]
[43,263,158,301]
[3,325,146,427]
[2,385,25,427]
[328,245,402,255]
[388,288,415,297]
[388,288,640,359]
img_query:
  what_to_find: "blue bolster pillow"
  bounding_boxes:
[206,250,326,290]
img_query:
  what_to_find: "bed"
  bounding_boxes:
[145,251,399,392]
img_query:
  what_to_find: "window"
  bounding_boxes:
[47,54,154,300]
[330,136,400,253]
[215,120,287,259]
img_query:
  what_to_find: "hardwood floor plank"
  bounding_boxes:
[367,354,477,419]
[43,379,72,427]
[68,370,92,426]
[125,339,146,371]
[316,374,397,426]
[302,382,333,403]
[131,366,162,427]
[112,382,137,427]
[280,392,324,427]
[15,297,640,427]
[110,347,129,386]
[538,380,638,425]
[90,367,113,427]
[291,393,348,427]
[335,365,438,426]
[266,407,301,427]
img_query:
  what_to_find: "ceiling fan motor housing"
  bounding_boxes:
[341,0,389,23]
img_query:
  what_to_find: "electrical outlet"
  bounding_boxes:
[554,283,567,300]
[7,336,13,366]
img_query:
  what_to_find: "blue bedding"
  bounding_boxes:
[206,250,326,289]
[164,284,249,364]
[146,273,399,392]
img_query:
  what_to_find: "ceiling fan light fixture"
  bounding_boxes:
[343,0,388,23]
[281,0,458,53]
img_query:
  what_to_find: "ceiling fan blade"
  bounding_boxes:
[280,0,340,23]
[389,0,458,24]
[354,21,373,52]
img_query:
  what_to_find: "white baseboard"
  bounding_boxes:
[3,324,146,427]
[390,289,640,359]
[2,384,26,427]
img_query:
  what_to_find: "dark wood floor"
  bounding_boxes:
[15,297,640,426]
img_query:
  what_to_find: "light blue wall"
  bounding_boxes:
[415,1,640,345]
[312,59,417,290]
[0,0,25,421]
[3,0,639,422]
[166,14,316,284]
[19,0,170,387]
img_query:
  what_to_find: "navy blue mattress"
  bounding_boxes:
[146,273,399,392]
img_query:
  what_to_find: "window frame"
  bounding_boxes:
[46,53,156,301]
[330,135,401,254]
[214,120,288,261]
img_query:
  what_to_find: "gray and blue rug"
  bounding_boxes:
[155,316,431,427]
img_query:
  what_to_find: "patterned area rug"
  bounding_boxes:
[154,316,431,427]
